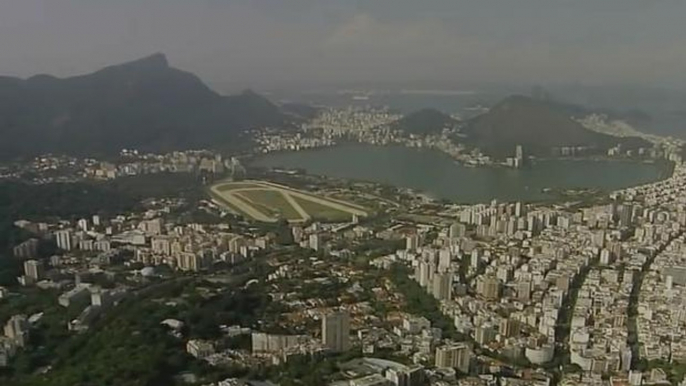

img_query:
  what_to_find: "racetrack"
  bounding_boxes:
[209,180,367,223]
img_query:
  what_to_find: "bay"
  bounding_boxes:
[251,144,667,203]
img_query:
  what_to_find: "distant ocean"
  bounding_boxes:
[279,91,500,118]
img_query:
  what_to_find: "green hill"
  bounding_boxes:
[462,95,650,158]
[391,108,458,136]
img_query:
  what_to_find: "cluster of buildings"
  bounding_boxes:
[578,113,685,159]
[559,163,686,385]
[636,235,686,363]
[185,311,354,373]
[363,160,686,385]
[1,200,285,352]
[85,150,241,180]
[4,118,686,385]
[0,315,30,366]
[0,150,244,184]
[15,209,273,275]
[302,108,402,144]
[0,154,91,183]
[568,267,632,374]
[253,107,493,166]
[253,107,400,154]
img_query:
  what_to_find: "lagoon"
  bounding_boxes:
[251,145,667,203]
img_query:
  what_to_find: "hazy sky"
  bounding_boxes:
[1,0,686,90]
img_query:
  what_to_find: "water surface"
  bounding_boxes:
[252,145,666,203]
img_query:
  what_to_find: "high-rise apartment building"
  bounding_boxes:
[435,342,472,373]
[431,272,453,301]
[322,311,350,352]
[23,260,44,282]
[55,230,72,251]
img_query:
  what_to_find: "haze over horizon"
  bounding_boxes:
[2,0,686,91]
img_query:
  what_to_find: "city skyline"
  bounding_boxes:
[2,1,686,385]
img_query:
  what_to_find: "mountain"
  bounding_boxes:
[0,53,287,159]
[280,102,322,120]
[461,95,650,158]
[391,108,458,136]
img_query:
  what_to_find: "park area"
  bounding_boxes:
[209,180,368,223]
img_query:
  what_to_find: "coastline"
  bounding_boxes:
[250,138,670,171]
[247,143,671,206]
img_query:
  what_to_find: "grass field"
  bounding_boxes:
[291,196,352,222]
[235,190,302,219]
[209,180,367,223]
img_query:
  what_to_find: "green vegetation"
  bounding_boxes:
[0,173,203,223]
[636,358,686,385]
[107,173,206,202]
[216,183,264,192]
[391,108,457,136]
[181,283,275,340]
[207,187,245,215]
[291,196,352,222]
[0,181,136,221]
[350,239,405,257]
[0,290,83,383]
[462,95,651,158]
[0,173,209,287]
[211,180,366,223]
[249,349,362,386]
[2,266,274,386]
[0,179,136,287]
[387,264,461,340]
[2,281,189,386]
[237,190,301,219]
[388,264,536,370]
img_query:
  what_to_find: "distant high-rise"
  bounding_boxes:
[55,230,72,251]
[385,365,424,386]
[514,145,525,168]
[475,324,496,345]
[406,234,419,251]
[438,249,452,272]
[77,218,89,232]
[448,222,466,239]
[13,238,39,259]
[515,145,524,160]
[514,202,524,218]
[476,276,500,300]
[322,311,350,352]
[4,314,30,347]
[621,346,633,372]
[151,236,172,255]
[618,204,634,228]
[498,318,521,338]
[309,233,321,251]
[141,218,164,236]
[432,272,453,301]
[470,250,480,269]
[416,260,433,288]
[176,252,209,272]
[435,342,472,373]
[23,260,44,282]
[516,280,532,301]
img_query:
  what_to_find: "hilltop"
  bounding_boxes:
[390,109,458,136]
[461,95,650,158]
[0,53,287,159]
